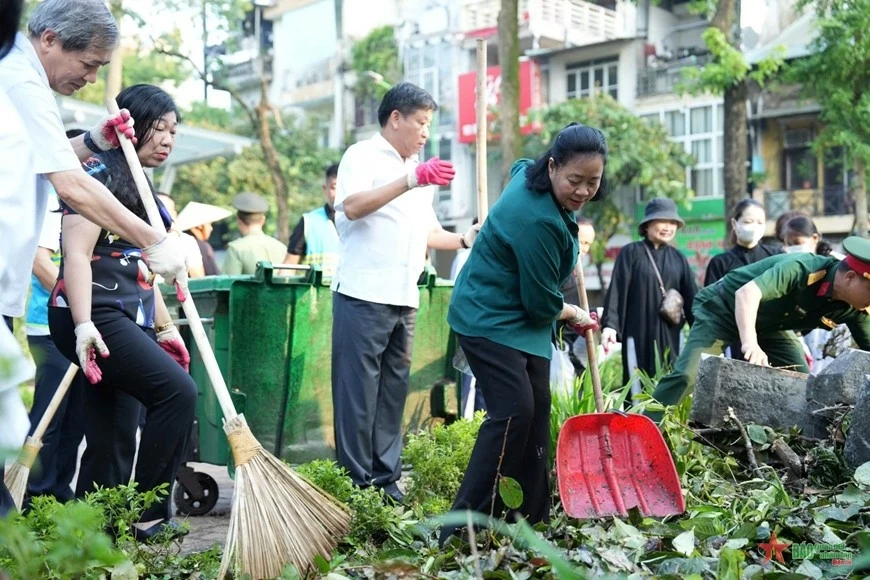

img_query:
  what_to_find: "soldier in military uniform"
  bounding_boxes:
[222,192,286,276]
[651,236,870,415]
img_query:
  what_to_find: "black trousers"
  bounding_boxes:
[331,292,415,488]
[49,307,196,521]
[441,334,551,542]
[25,335,85,502]
[0,316,15,517]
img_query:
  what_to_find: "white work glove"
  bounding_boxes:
[75,321,110,384]
[462,223,482,249]
[0,387,30,458]
[143,234,189,285]
[741,341,770,367]
[566,305,598,331]
[86,109,136,151]
[601,327,618,354]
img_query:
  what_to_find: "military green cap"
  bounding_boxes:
[842,236,870,279]
[232,192,269,214]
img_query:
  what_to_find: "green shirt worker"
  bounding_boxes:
[222,192,286,276]
[651,237,870,419]
[441,124,604,545]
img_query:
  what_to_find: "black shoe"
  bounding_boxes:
[379,483,405,505]
[132,519,188,543]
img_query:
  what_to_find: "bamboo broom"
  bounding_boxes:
[106,100,350,579]
[4,363,79,510]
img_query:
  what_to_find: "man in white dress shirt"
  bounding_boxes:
[331,82,480,502]
[0,0,188,330]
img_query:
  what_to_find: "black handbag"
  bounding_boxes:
[643,244,684,327]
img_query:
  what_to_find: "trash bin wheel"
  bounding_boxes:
[174,471,219,516]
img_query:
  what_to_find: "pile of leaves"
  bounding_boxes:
[295,369,870,579]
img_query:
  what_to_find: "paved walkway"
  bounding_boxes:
[173,462,233,554]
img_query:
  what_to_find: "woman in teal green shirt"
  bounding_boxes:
[442,124,607,542]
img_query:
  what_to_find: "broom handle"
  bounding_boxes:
[475,38,488,222]
[106,99,239,422]
[575,265,605,414]
[31,363,78,441]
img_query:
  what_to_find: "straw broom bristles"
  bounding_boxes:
[3,437,43,510]
[217,415,351,579]
[4,363,78,510]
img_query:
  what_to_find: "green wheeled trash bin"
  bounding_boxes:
[161,263,460,514]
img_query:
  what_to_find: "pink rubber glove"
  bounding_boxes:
[74,321,110,384]
[157,325,190,372]
[89,109,137,150]
[408,157,456,188]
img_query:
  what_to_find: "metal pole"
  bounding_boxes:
[475,38,488,222]
[202,1,208,102]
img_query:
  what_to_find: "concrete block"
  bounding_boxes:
[806,349,870,407]
[805,349,870,438]
[690,356,808,429]
[845,375,870,469]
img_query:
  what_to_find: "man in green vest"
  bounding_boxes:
[283,164,340,276]
[650,236,870,420]
[222,192,286,276]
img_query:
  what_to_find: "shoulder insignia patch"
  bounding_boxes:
[807,270,826,286]
[820,316,837,329]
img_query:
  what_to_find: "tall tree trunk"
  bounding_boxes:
[710,0,746,241]
[497,0,521,186]
[723,81,748,230]
[855,158,868,237]
[257,77,291,242]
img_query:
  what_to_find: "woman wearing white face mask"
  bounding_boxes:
[704,199,781,286]
[704,199,785,362]
[781,215,841,258]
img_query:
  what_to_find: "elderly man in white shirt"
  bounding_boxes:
[0,0,36,517]
[0,0,186,515]
[331,82,480,502]
[0,0,188,329]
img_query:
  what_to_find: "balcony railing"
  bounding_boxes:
[278,57,338,106]
[637,53,711,97]
[763,185,851,221]
[223,53,274,89]
[460,0,631,47]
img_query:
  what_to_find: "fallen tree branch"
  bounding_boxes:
[771,438,803,480]
[810,403,851,416]
[691,427,740,436]
[725,407,764,479]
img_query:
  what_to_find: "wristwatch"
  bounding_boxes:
[459,234,469,249]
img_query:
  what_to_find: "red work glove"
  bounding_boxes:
[88,109,137,150]
[408,157,456,188]
[568,306,599,335]
[156,324,190,372]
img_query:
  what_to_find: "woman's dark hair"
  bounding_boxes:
[0,0,24,61]
[727,197,765,246]
[97,84,179,221]
[774,210,807,244]
[525,123,608,201]
[783,215,832,256]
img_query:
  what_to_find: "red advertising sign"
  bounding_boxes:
[457,59,542,144]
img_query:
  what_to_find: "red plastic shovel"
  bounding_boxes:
[555,266,684,519]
